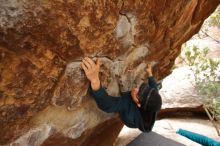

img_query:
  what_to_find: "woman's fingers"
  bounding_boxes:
[82,57,100,73]
[96,58,101,67]
[85,57,95,67]
[81,62,88,72]
[82,58,92,69]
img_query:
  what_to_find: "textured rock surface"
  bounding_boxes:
[0,0,219,145]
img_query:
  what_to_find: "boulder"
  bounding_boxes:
[0,0,219,145]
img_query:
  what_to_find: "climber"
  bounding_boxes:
[81,57,162,132]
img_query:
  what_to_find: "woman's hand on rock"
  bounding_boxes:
[81,57,101,91]
[146,63,153,77]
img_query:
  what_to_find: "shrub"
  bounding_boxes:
[209,6,220,27]
[181,44,220,118]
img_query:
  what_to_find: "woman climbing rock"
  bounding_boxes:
[81,57,162,132]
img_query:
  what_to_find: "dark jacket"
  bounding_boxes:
[89,76,158,132]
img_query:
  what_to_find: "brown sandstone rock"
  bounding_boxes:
[0,0,219,145]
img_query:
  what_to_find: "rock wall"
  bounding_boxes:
[0,0,219,146]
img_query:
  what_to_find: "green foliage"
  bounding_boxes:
[182,45,220,117]
[209,6,220,26]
